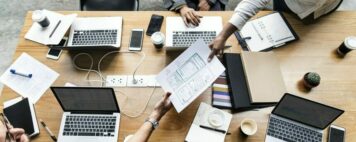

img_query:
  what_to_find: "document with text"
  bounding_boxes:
[156,39,225,113]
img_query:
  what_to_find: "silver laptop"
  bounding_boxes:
[51,87,121,142]
[165,16,222,51]
[67,17,122,49]
[265,93,344,142]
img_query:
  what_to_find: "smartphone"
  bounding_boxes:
[47,48,62,60]
[129,29,144,51]
[328,125,345,142]
[146,14,164,36]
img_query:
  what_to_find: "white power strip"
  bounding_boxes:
[105,75,160,87]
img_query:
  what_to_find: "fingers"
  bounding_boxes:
[165,92,172,99]
[19,134,30,142]
[208,49,218,62]
[186,12,200,26]
[9,128,25,140]
[182,16,189,27]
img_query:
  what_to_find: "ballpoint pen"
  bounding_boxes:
[199,125,226,134]
[40,119,57,142]
[49,20,61,38]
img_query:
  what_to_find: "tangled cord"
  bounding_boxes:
[72,51,155,118]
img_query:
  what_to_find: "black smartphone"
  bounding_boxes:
[146,14,164,36]
[328,125,345,142]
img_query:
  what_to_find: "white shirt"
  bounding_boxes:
[229,0,341,30]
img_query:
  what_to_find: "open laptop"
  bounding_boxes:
[66,17,122,50]
[51,87,121,142]
[165,16,222,51]
[265,93,344,142]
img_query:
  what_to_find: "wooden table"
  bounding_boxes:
[1,11,356,142]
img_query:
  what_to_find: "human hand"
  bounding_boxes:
[208,35,227,62]
[198,0,210,11]
[179,5,202,26]
[149,93,173,121]
[0,123,29,142]
[8,128,29,142]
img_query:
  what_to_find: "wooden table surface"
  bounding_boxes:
[1,11,356,142]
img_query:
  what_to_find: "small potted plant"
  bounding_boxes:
[303,72,321,89]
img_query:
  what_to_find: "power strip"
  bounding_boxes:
[105,75,160,87]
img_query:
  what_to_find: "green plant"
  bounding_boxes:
[303,72,321,88]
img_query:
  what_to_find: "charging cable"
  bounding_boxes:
[72,50,154,118]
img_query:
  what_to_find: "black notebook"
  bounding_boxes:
[3,98,39,137]
[235,12,299,51]
[223,53,274,110]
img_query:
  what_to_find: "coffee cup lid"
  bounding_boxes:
[345,36,356,49]
[240,118,258,135]
[151,32,165,43]
[32,10,45,22]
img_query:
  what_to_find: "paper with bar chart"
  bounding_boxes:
[156,39,225,113]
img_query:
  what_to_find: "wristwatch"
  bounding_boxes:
[145,118,159,129]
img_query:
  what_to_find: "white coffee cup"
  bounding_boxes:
[151,32,165,49]
[240,118,258,136]
[32,10,50,27]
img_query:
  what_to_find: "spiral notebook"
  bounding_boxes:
[237,12,299,51]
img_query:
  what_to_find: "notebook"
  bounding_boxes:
[185,102,232,142]
[223,53,275,110]
[241,51,286,103]
[236,12,298,51]
[3,97,39,137]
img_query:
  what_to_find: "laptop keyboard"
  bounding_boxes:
[172,31,216,47]
[72,30,117,46]
[63,115,117,137]
[267,117,322,142]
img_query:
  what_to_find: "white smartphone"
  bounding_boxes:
[129,29,144,51]
[328,125,345,142]
[46,48,62,60]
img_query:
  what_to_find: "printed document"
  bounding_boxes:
[0,53,59,103]
[156,39,225,113]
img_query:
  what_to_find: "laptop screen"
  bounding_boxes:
[51,87,120,113]
[272,94,344,129]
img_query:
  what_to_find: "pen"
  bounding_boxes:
[10,69,32,78]
[49,20,61,38]
[40,119,57,142]
[199,125,226,134]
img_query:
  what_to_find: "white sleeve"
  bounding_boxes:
[229,0,271,30]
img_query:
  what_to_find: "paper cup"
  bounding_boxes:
[32,10,50,27]
[337,36,356,56]
[151,32,165,49]
[240,118,258,136]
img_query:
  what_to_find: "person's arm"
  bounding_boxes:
[208,0,271,61]
[128,93,172,142]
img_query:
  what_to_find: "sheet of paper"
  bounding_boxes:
[185,103,232,142]
[24,10,77,45]
[156,39,225,113]
[0,53,59,104]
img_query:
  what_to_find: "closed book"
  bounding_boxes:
[241,51,286,103]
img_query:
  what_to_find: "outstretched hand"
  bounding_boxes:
[208,36,226,62]
[149,93,173,121]
[0,122,29,142]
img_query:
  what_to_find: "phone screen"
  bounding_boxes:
[129,30,143,49]
[329,127,345,142]
[48,48,61,56]
[146,15,164,36]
